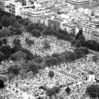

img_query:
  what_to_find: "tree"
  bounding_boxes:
[48,71,54,79]
[14,28,22,35]
[0,51,5,62]
[0,15,16,27]
[71,38,76,46]
[13,38,22,50]
[35,23,44,31]
[92,55,99,62]
[16,15,22,20]
[0,15,11,27]
[21,48,37,60]
[52,53,61,63]
[31,29,41,37]
[0,29,10,38]
[74,48,85,59]
[26,23,34,32]
[8,65,20,75]
[86,40,96,50]
[75,40,82,47]
[34,57,43,64]
[77,35,86,46]
[0,45,12,59]
[11,51,26,61]
[2,38,7,45]
[42,28,56,36]
[0,79,5,89]
[27,61,39,75]
[85,84,99,99]
[45,57,58,67]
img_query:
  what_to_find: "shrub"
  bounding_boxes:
[16,15,22,20]
[26,23,34,32]
[48,71,54,79]
[0,45,12,59]
[8,65,20,75]
[11,51,26,61]
[14,28,22,35]
[31,29,41,37]
[92,55,99,62]
[2,38,7,45]
[0,40,3,46]
[0,79,5,89]
[21,48,38,60]
[13,38,22,50]
[85,84,99,98]
[0,29,10,37]
[0,15,13,27]
[0,51,5,62]
[27,61,39,75]
[52,53,61,63]
[45,57,58,67]
[34,57,43,64]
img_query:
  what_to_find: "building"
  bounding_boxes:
[83,25,94,41]
[48,18,61,30]
[92,28,99,43]
[0,0,5,10]
[66,0,99,9]
[5,2,22,15]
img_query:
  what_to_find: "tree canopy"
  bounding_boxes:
[85,84,99,98]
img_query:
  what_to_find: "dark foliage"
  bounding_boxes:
[85,84,99,98]
[31,29,41,37]
[34,57,43,64]
[8,65,20,75]
[11,51,26,61]
[0,51,5,63]
[0,79,5,89]
[2,38,7,45]
[16,15,22,20]
[52,53,61,63]
[0,15,16,27]
[26,23,35,32]
[0,45,12,59]
[27,61,39,74]
[14,28,22,35]
[13,38,22,50]
[0,40,3,46]
[21,48,37,60]
[48,71,54,79]
[45,57,58,67]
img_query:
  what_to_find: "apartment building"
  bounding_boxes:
[66,0,99,9]
[48,16,61,30]
[0,0,5,10]
[5,2,22,15]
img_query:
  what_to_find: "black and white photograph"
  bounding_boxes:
[0,0,99,99]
